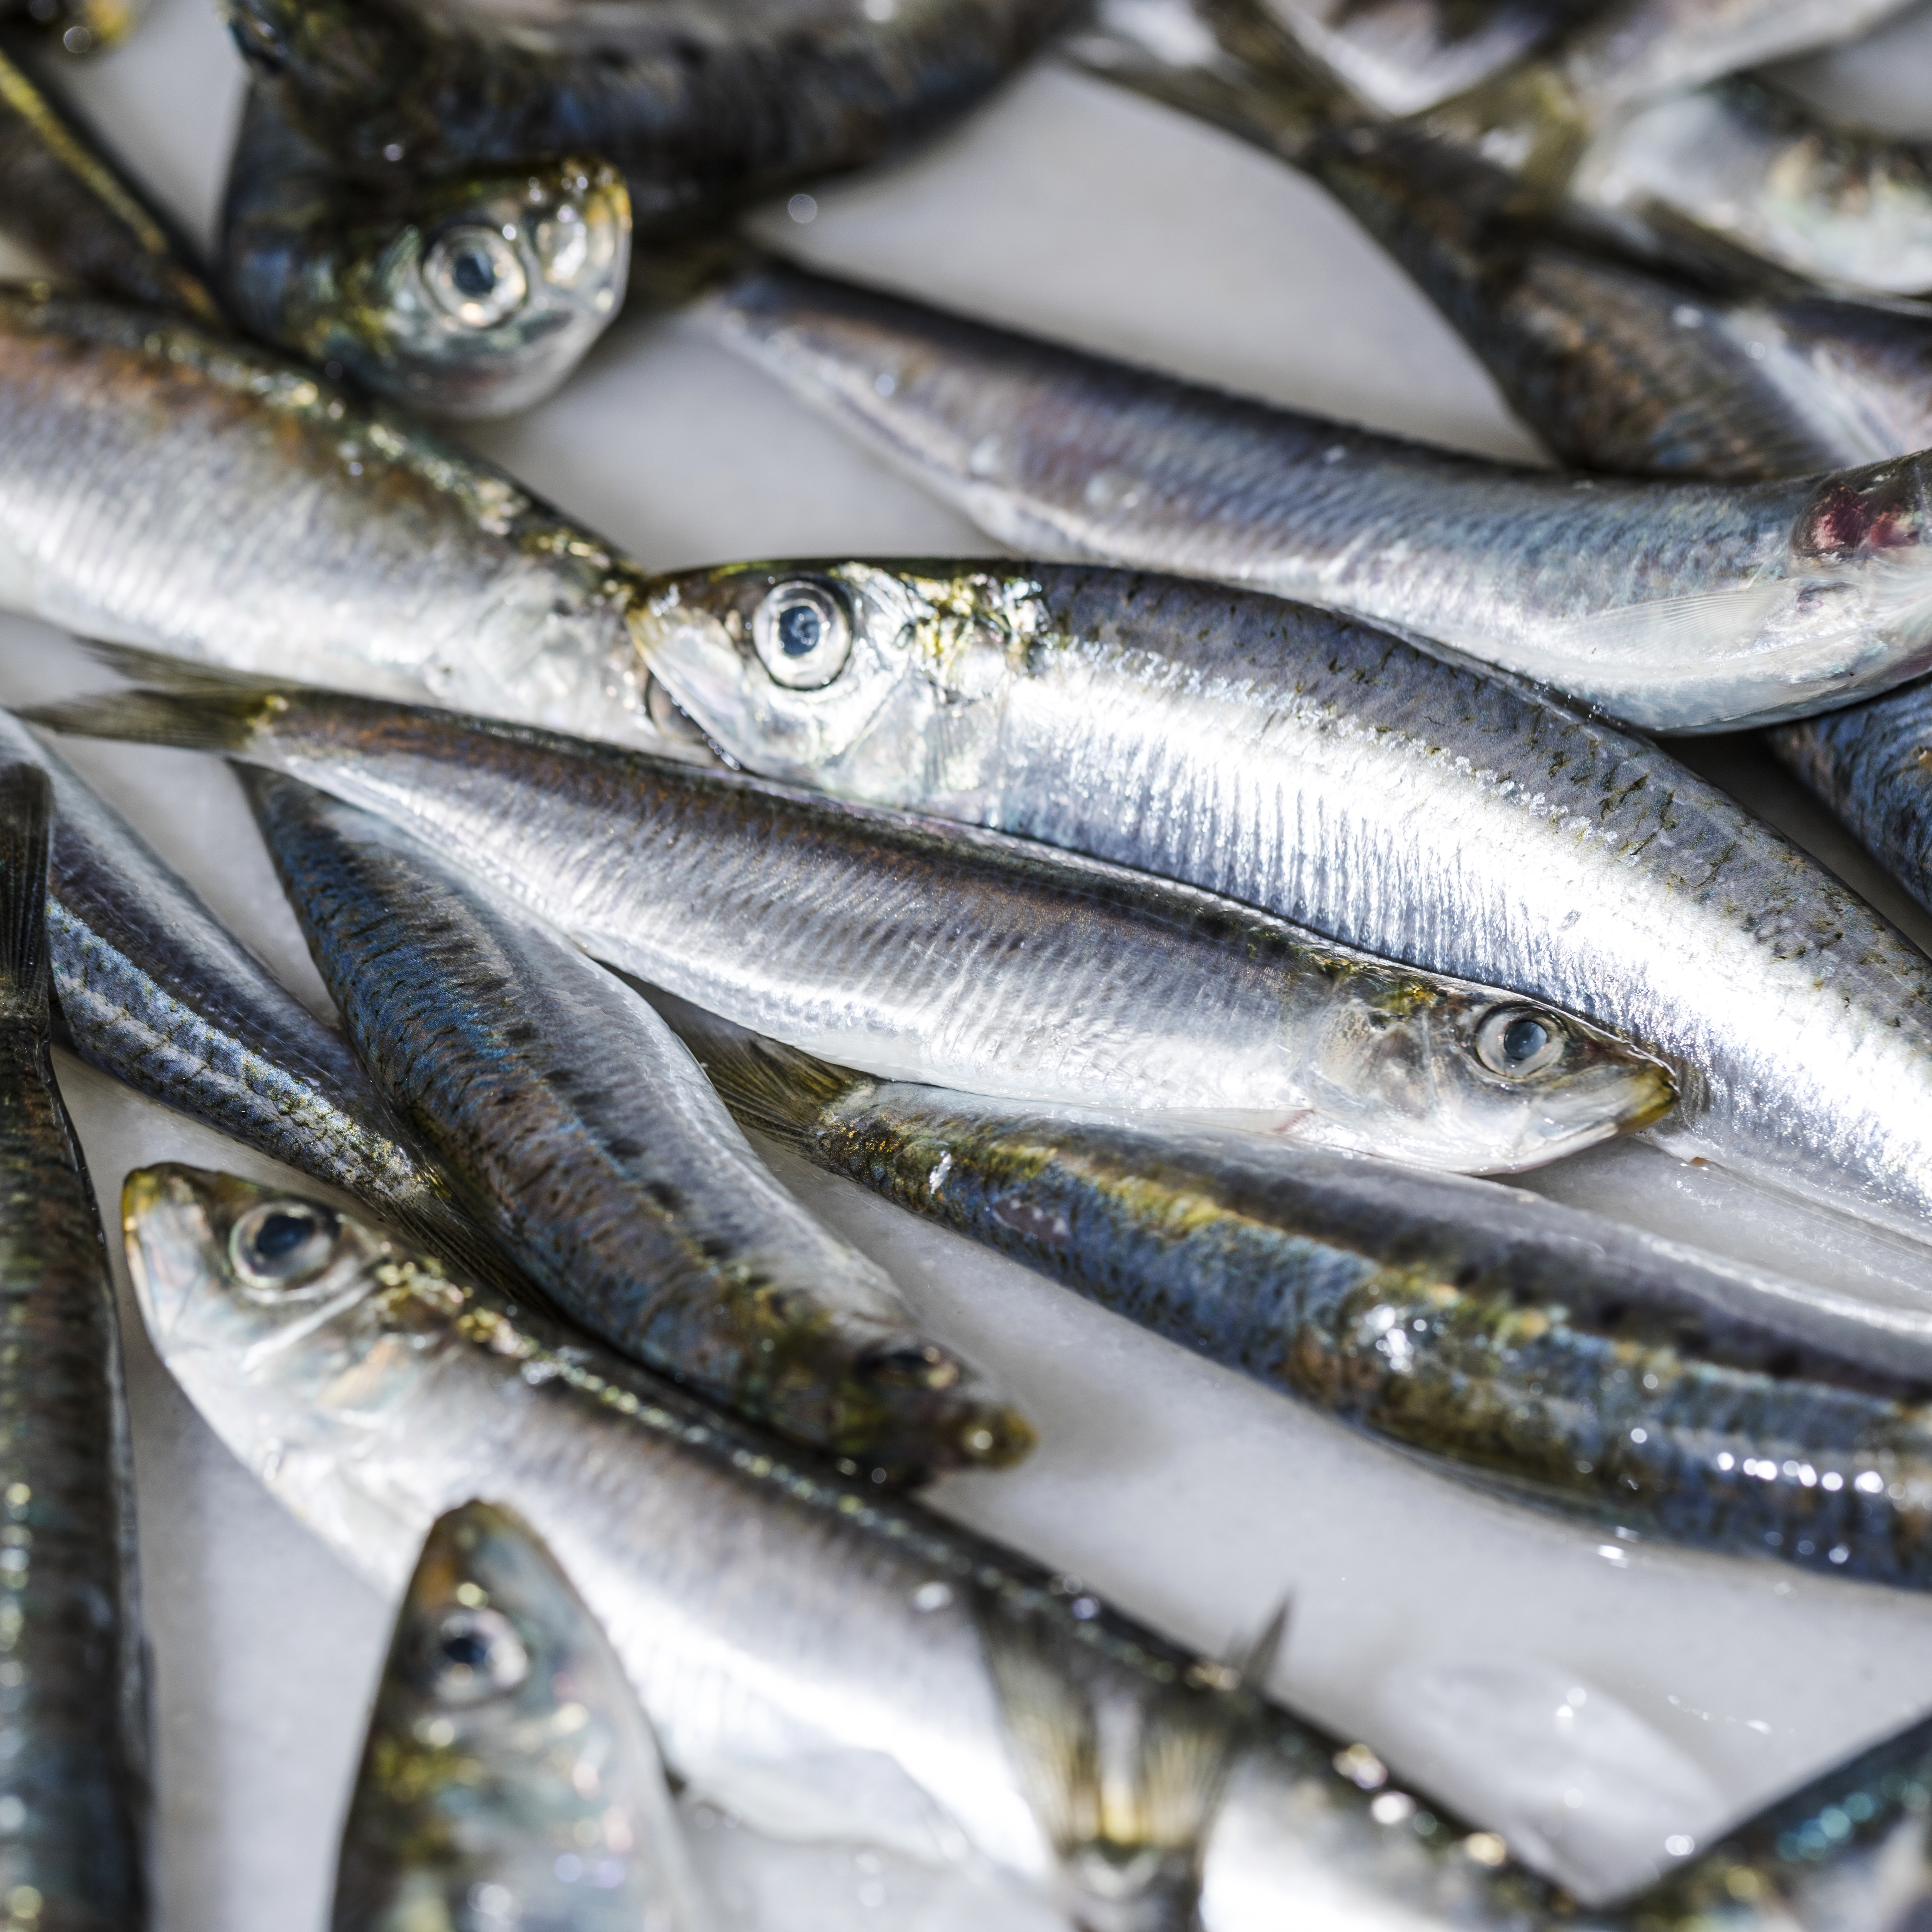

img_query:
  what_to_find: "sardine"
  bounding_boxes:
[224,0,1081,217]
[0,286,699,753]
[243,765,1034,1473]
[26,669,1673,1172]
[221,85,630,418]
[700,258,1932,730]
[332,1499,708,1932]
[0,763,147,1929]
[0,707,518,1297]
[1067,3,1932,480]
[0,39,220,319]
[667,991,1932,1588]
[119,1160,1932,1929]
[632,555,1932,1247]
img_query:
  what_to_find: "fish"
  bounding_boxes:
[221,85,631,418]
[0,707,522,1301]
[120,1160,1932,1928]
[0,38,221,319]
[667,990,1932,1588]
[243,764,1033,1474]
[25,666,1674,1174]
[332,1499,708,1932]
[0,762,148,1930]
[631,554,1932,1248]
[1066,0,1932,481]
[223,0,1082,217]
[699,257,1932,731]
[0,285,703,754]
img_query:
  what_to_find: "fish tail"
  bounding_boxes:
[17,688,274,756]
[0,765,54,1024]
[651,991,865,1146]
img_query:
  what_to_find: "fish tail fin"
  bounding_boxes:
[646,988,863,1147]
[17,687,276,757]
[76,640,295,695]
[0,765,54,1024]
[978,1593,1276,1932]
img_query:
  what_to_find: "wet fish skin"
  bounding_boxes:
[224,0,1080,209]
[0,287,699,754]
[634,554,1932,1247]
[702,259,1932,731]
[671,992,1932,1589]
[222,86,630,419]
[27,672,1674,1174]
[0,40,220,320]
[243,764,1034,1473]
[0,762,147,1929]
[332,1499,707,1932]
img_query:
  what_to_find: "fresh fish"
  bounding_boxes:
[632,555,1932,1247]
[0,763,147,1929]
[332,1499,708,1932]
[0,39,221,319]
[27,668,1674,1173]
[120,1160,1932,1929]
[0,707,518,1298]
[244,765,1033,1473]
[0,286,699,753]
[223,0,1080,216]
[1575,73,1932,298]
[700,259,1932,731]
[1067,3,1932,480]
[221,85,630,418]
[668,991,1932,1588]
[0,0,144,57]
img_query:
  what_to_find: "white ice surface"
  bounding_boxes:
[13,4,1932,1926]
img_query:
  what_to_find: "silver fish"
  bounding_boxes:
[0,286,696,754]
[699,258,1932,732]
[332,1499,708,1932]
[243,766,1035,1474]
[24,669,1675,1174]
[0,763,148,1929]
[634,556,1932,1248]
[221,85,631,419]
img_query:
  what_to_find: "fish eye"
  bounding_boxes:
[857,1339,963,1392]
[421,1605,529,1704]
[751,580,853,690]
[1474,1007,1567,1079]
[229,1201,340,1289]
[422,225,530,328]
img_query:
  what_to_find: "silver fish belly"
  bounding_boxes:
[637,557,1932,1249]
[701,260,1932,733]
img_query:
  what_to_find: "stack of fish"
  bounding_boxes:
[10,0,1932,1923]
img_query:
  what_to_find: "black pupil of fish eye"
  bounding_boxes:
[253,1210,315,1262]
[1503,1017,1550,1064]
[777,601,822,658]
[443,1629,493,1670]
[451,247,496,298]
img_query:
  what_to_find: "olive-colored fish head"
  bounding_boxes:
[1286,987,1677,1173]
[339,159,631,419]
[636,560,1033,806]
[333,1499,705,1932]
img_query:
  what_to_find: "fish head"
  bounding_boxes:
[335,1499,703,1932]
[347,158,631,418]
[1778,457,1932,674]
[635,560,1036,809]
[120,1166,464,1536]
[1298,987,1677,1173]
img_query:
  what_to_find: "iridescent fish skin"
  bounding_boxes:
[223,0,1080,214]
[702,260,1932,731]
[0,40,220,319]
[669,992,1932,1589]
[332,1500,707,1932]
[0,764,147,1929]
[243,767,1034,1474]
[0,288,699,754]
[634,555,1932,1246]
[26,674,1672,1174]
[222,86,630,419]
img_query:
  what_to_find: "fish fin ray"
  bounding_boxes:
[0,764,54,1022]
[17,689,270,755]
[76,640,294,695]
[646,987,865,1143]
[1529,577,1794,672]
